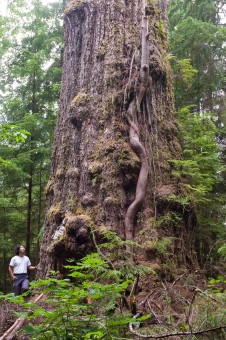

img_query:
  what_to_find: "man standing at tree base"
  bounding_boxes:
[9,245,37,295]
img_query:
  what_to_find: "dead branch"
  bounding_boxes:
[0,293,43,340]
[171,272,186,287]
[194,287,219,303]
[129,275,140,314]
[138,290,155,307]
[186,288,197,329]
[129,324,226,338]
[147,300,161,324]
[129,312,142,332]
[148,298,162,312]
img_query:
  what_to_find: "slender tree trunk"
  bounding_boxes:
[3,231,7,293]
[26,165,33,258]
[37,162,43,254]
[38,0,197,278]
[26,70,36,258]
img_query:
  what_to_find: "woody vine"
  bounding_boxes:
[125,1,150,258]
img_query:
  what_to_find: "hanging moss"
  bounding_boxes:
[155,20,167,43]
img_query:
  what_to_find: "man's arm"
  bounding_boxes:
[9,265,16,280]
[27,255,39,271]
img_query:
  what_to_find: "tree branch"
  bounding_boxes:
[129,324,226,339]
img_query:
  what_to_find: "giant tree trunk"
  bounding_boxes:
[38,0,197,278]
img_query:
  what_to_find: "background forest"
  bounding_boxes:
[0,0,226,338]
[0,0,65,292]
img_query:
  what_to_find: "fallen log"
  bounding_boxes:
[0,293,43,340]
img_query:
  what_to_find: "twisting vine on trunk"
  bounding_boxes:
[125,2,149,258]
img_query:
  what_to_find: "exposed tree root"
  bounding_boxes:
[0,293,43,340]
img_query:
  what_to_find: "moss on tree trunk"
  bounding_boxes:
[38,0,198,278]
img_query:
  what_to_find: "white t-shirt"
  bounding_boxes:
[9,255,31,274]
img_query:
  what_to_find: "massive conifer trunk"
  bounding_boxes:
[38,0,197,278]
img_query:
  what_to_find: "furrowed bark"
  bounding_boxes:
[38,0,198,279]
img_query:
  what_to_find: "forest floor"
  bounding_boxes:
[0,270,212,339]
[0,293,48,339]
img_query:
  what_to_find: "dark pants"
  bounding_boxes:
[13,274,29,296]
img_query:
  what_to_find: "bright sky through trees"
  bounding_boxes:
[0,0,57,15]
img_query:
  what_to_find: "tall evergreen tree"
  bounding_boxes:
[168,0,226,265]
[38,0,199,279]
[169,0,226,113]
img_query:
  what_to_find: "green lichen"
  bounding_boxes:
[155,20,166,41]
